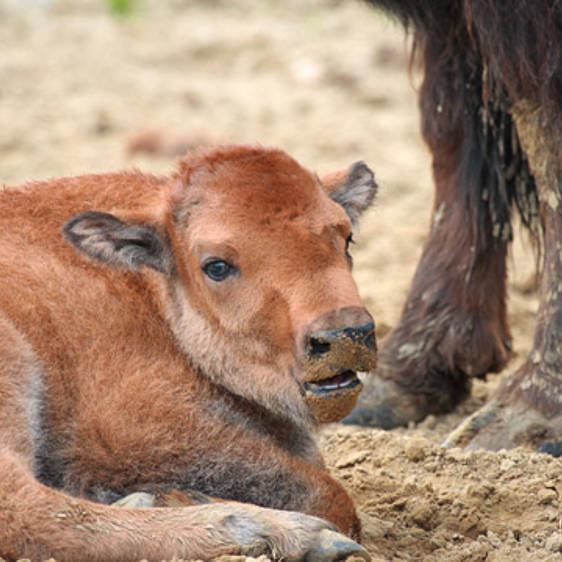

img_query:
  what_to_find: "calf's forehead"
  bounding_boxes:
[175,150,350,237]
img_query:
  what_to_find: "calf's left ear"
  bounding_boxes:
[321,161,377,224]
[64,211,173,274]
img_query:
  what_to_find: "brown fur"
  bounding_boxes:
[0,145,377,560]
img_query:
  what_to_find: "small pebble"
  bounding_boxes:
[538,488,558,505]
[335,450,370,468]
[546,532,562,553]
[404,437,429,462]
[420,414,437,429]
[500,459,514,472]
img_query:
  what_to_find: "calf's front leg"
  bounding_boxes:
[0,448,369,561]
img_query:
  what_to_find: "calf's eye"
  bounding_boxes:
[202,260,236,282]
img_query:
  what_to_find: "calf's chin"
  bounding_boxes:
[163,281,313,428]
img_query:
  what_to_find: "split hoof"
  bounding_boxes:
[343,374,426,429]
[223,507,370,561]
[112,494,370,561]
[443,399,562,454]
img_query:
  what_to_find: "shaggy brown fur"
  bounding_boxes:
[0,145,377,560]
[348,0,562,453]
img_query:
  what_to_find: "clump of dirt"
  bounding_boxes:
[322,425,562,561]
[1,0,556,560]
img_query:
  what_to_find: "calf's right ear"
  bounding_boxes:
[64,211,173,274]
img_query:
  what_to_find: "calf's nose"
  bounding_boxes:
[303,306,377,374]
[307,321,376,359]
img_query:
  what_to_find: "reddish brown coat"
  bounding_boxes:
[0,145,377,560]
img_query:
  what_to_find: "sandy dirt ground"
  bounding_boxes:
[1,1,560,560]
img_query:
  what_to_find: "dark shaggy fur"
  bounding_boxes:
[347,0,562,434]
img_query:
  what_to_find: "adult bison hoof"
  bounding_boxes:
[443,399,562,455]
[343,339,472,429]
[342,375,426,429]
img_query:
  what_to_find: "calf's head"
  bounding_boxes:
[64,146,377,426]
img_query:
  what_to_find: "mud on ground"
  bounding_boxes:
[0,0,559,560]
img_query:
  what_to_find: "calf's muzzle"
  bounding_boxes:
[307,321,376,359]
[300,307,377,423]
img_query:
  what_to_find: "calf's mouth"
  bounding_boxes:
[303,365,370,424]
[304,369,361,395]
[300,312,377,423]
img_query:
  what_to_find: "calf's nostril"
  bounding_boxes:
[308,337,331,357]
[365,332,377,350]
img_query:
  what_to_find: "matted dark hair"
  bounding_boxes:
[364,0,561,252]
[365,0,561,109]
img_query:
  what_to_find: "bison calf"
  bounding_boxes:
[0,145,377,560]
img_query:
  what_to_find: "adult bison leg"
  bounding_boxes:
[445,102,562,452]
[346,43,515,428]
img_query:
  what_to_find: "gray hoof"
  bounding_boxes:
[306,529,370,562]
[113,491,157,508]
[343,374,424,429]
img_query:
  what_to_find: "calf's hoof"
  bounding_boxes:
[443,399,562,455]
[113,491,157,508]
[212,508,370,561]
[114,494,370,561]
[306,529,370,562]
[114,489,215,508]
